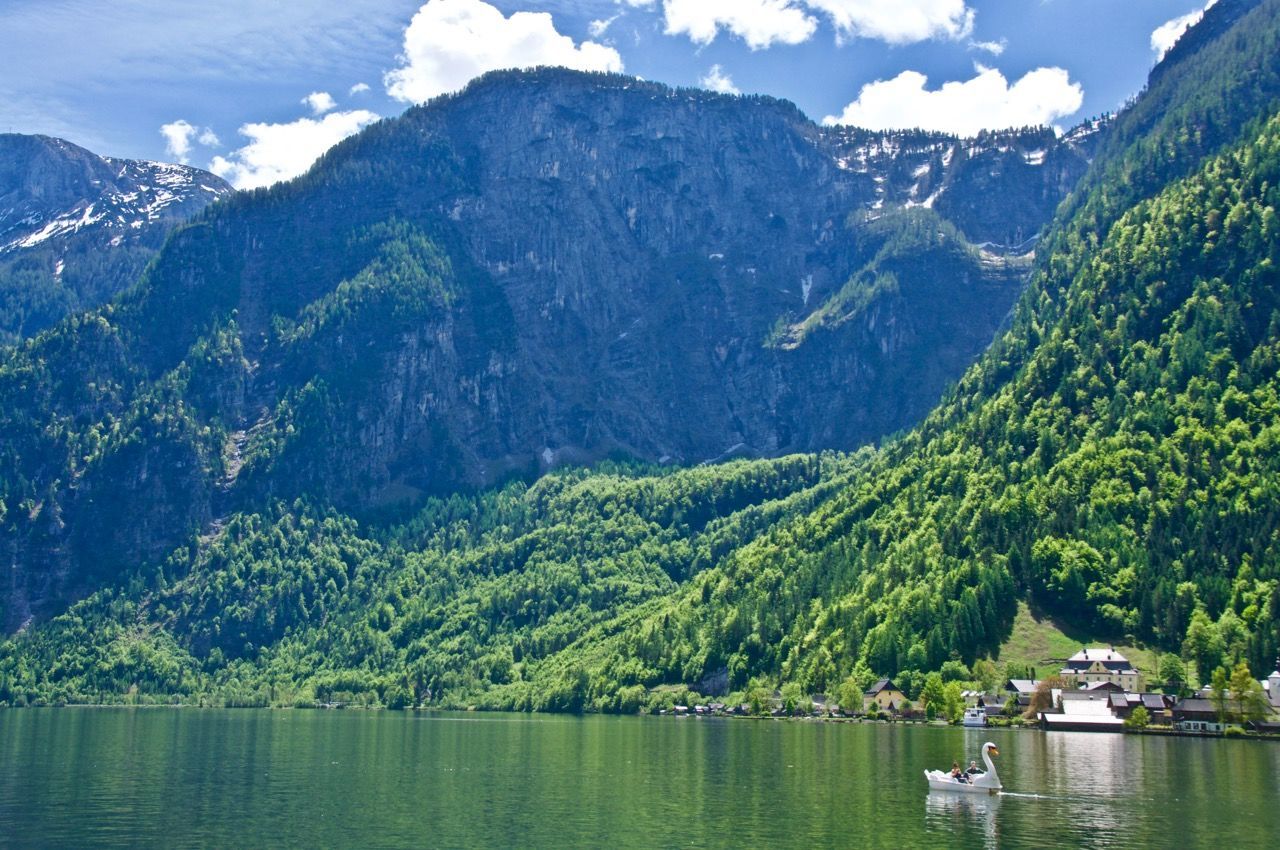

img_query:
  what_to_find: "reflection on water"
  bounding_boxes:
[1,711,1277,849]
[926,791,1001,849]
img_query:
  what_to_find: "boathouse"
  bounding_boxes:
[1172,698,1224,733]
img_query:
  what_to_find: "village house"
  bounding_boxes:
[863,678,906,713]
[1060,647,1143,691]
[1172,697,1224,733]
[1107,692,1174,722]
[1040,690,1125,732]
[1003,678,1040,713]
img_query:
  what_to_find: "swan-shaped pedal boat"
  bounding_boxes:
[925,742,1001,794]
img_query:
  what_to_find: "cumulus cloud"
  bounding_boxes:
[700,65,741,95]
[661,0,816,49]
[209,109,379,190]
[1152,0,1216,60]
[385,0,624,103]
[160,119,219,163]
[636,0,974,48]
[803,0,973,45]
[349,82,371,95]
[302,91,338,115]
[823,66,1083,137]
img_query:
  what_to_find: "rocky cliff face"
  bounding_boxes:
[0,134,232,343]
[0,70,1098,629]
[229,72,1092,499]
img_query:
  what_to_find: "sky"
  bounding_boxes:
[0,0,1217,189]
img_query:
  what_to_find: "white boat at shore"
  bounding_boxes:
[962,706,988,727]
[924,742,1002,795]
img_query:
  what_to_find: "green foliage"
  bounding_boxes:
[1229,660,1270,723]
[836,677,864,715]
[920,673,946,712]
[1211,667,1231,724]
[1125,705,1150,729]
[1159,655,1189,696]
[941,682,966,723]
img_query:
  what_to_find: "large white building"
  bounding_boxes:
[1060,647,1143,691]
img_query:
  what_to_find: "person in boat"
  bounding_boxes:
[950,761,968,783]
[966,760,983,777]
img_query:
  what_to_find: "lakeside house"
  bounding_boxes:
[1060,647,1143,691]
[1172,698,1224,733]
[1106,692,1174,721]
[1003,678,1040,712]
[864,679,906,713]
[1038,687,1180,732]
[1041,690,1125,732]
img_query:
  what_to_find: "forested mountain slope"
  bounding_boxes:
[2,0,1279,710]
[0,71,1092,630]
[0,135,231,343]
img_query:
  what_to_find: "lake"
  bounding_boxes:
[1,709,1276,848]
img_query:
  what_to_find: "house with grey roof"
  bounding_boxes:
[1060,647,1143,691]
[1172,698,1224,733]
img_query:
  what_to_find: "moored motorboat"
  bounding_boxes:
[962,706,988,727]
[924,742,1002,794]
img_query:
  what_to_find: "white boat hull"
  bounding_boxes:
[924,770,1001,794]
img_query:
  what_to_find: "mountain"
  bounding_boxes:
[0,72,1097,631]
[8,0,1279,712]
[0,134,232,344]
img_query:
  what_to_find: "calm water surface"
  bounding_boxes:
[1,709,1277,848]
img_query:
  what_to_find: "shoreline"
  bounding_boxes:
[3,702,1278,742]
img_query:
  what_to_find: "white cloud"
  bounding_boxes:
[385,0,624,103]
[302,91,338,115]
[969,38,1005,56]
[350,82,371,95]
[803,0,973,45]
[660,0,816,49]
[823,66,1083,137]
[700,65,740,95]
[160,120,197,162]
[160,119,219,163]
[641,0,974,48]
[209,109,379,190]
[589,14,619,37]
[1151,0,1216,60]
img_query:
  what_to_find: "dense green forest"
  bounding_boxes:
[3,0,1280,710]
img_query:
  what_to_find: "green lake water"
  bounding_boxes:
[1,709,1277,848]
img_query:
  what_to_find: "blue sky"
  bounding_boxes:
[0,0,1212,188]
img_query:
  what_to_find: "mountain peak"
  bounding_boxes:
[0,133,232,342]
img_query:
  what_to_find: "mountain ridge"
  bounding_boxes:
[0,134,232,344]
[0,68,1096,629]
